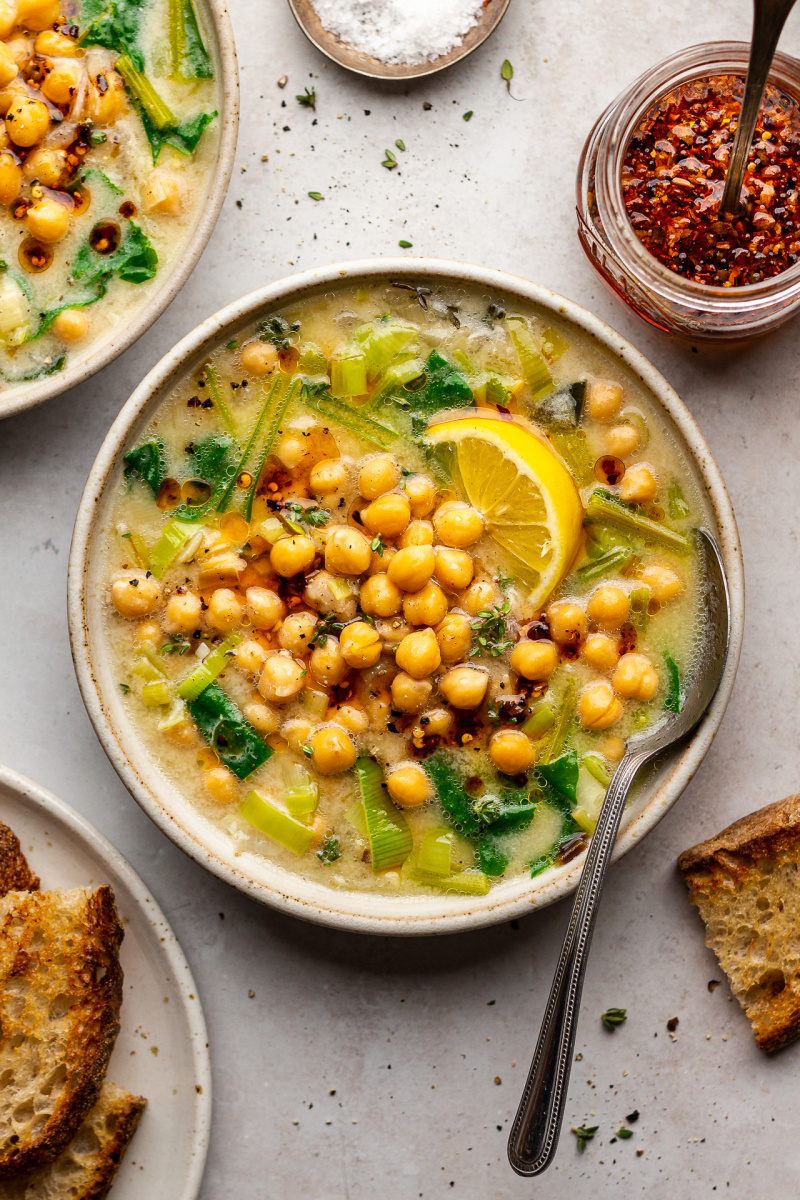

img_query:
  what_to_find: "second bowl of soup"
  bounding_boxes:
[69,260,743,933]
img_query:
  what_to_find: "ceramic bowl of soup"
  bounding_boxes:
[0,0,237,420]
[68,259,744,934]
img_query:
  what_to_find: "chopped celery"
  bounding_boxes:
[298,342,328,375]
[541,326,570,360]
[285,784,319,823]
[550,430,594,486]
[585,489,691,554]
[157,700,188,733]
[117,54,175,130]
[177,632,242,700]
[300,386,398,449]
[571,805,597,835]
[664,651,682,713]
[256,516,285,544]
[370,355,427,403]
[521,700,555,740]
[141,679,172,706]
[573,764,607,834]
[409,869,491,896]
[355,757,412,872]
[330,350,368,398]
[121,529,149,569]
[168,0,213,80]
[345,799,369,837]
[131,653,166,682]
[507,317,553,399]
[668,480,691,519]
[302,690,329,720]
[241,790,314,855]
[187,684,272,778]
[583,753,612,787]
[149,518,200,579]
[328,576,354,601]
[355,319,416,373]
[416,828,453,876]
[203,362,238,438]
[576,545,634,582]
[629,587,651,631]
[539,680,575,765]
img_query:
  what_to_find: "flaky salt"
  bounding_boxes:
[311,0,486,66]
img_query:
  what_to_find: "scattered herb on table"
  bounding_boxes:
[398,239,413,248]
[296,86,316,110]
[601,1007,627,1031]
[308,191,323,201]
[501,59,513,91]
[572,1124,598,1153]
[395,138,405,151]
[382,149,398,170]
[616,1127,634,1140]
[463,110,473,121]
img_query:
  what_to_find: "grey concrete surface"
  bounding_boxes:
[2,0,800,1195]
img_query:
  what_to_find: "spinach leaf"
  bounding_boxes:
[138,106,216,162]
[405,349,472,414]
[173,433,236,518]
[124,439,166,494]
[477,834,511,877]
[0,353,66,383]
[535,380,587,429]
[488,802,538,835]
[186,683,272,779]
[79,0,147,70]
[170,0,213,79]
[423,754,482,838]
[537,749,579,805]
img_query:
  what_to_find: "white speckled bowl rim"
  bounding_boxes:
[0,0,239,422]
[67,258,744,936]
[0,762,211,1198]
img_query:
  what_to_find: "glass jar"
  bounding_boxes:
[577,42,800,341]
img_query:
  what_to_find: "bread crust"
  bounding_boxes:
[0,822,40,897]
[0,887,124,1178]
[679,794,800,1054]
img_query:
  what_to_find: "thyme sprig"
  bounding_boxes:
[296,86,316,110]
[311,613,344,648]
[572,1125,598,1154]
[317,835,341,864]
[469,601,513,658]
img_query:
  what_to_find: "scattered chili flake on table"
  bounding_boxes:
[622,75,800,285]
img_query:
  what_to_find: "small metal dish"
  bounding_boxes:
[287,0,512,79]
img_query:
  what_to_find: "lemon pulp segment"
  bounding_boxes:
[426,415,583,608]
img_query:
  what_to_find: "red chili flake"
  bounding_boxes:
[622,75,800,285]
[119,200,136,218]
[89,221,120,254]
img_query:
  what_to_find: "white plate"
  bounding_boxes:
[0,764,211,1200]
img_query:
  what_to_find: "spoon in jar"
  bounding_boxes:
[507,529,730,1177]
[719,0,799,217]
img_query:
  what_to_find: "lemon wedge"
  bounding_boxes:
[426,413,583,608]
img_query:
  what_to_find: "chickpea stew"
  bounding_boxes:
[103,280,706,897]
[0,0,219,385]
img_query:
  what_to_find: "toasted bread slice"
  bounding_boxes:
[679,794,800,1053]
[0,887,124,1177]
[0,823,39,897]
[2,1082,146,1200]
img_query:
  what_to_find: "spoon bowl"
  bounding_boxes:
[287,0,512,80]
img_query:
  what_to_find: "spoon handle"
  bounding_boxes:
[720,0,799,216]
[507,749,647,1176]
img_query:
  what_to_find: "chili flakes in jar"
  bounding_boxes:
[622,75,800,286]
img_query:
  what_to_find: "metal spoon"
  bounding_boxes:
[719,0,799,217]
[507,529,730,1177]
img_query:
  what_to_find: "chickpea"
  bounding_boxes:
[143,172,182,215]
[619,463,658,505]
[586,584,629,629]
[587,379,623,421]
[163,590,201,634]
[390,671,432,713]
[42,64,79,105]
[578,680,624,730]
[358,454,399,499]
[612,652,659,701]
[281,717,315,753]
[278,610,317,653]
[434,547,474,592]
[361,492,411,539]
[309,457,347,495]
[375,617,411,644]
[387,544,435,593]
[601,734,626,762]
[638,561,684,604]
[239,339,277,376]
[0,1,15,38]
[111,574,160,619]
[439,665,489,709]
[303,570,357,620]
[0,42,17,88]
[583,632,620,672]
[235,639,268,675]
[309,636,348,686]
[205,765,239,805]
[387,762,432,809]
[462,579,496,616]
[206,588,244,633]
[398,519,434,549]
[404,474,437,518]
[605,424,640,458]
[395,627,441,679]
[339,620,382,669]
[433,500,483,548]
[489,729,535,774]
[546,601,587,645]
[366,693,390,726]
[6,94,50,146]
[359,572,402,618]
[334,704,369,734]
[26,195,70,243]
[35,30,79,55]
[271,534,315,578]
[4,38,31,69]
[325,526,372,575]
[403,581,448,627]
[0,151,20,203]
[85,70,126,124]
[366,545,395,575]
[16,0,61,29]
[246,585,286,629]
[436,612,472,662]
[510,639,558,680]
[258,652,306,703]
[243,700,280,734]
[24,145,66,189]
[308,725,356,773]
[135,619,161,647]
[418,707,453,737]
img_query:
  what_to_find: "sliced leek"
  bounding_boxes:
[241,790,314,855]
[177,631,242,700]
[355,756,412,872]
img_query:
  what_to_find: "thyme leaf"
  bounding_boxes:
[382,149,398,170]
[601,1007,627,1031]
[317,835,341,864]
[572,1125,598,1154]
[296,86,316,110]
[469,601,513,658]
